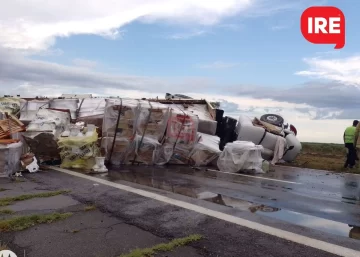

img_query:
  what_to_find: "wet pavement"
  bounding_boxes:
[94,164,360,241]
[15,166,360,257]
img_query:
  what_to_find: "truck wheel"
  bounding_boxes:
[260,114,284,127]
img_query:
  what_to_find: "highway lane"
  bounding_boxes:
[103,165,360,231]
[45,165,360,256]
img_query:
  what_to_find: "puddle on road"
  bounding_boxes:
[198,191,359,239]
[96,169,360,241]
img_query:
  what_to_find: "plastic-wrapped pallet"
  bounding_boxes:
[136,100,169,141]
[165,109,199,145]
[189,132,221,166]
[217,141,264,174]
[168,144,194,165]
[0,142,23,177]
[163,109,199,164]
[127,135,162,165]
[49,98,79,120]
[57,126,100,171]
[21,109,71,162]
[19,99,50,125]
[101,137,132,165]
[0,97,21,115]
[102,98,139,139]
[165,102,217,135]
[101,98,140,165]
[76,98,106,136]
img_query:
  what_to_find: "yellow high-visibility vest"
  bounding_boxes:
[344,126,356,144]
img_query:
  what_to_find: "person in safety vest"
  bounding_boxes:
[343,120,359,168]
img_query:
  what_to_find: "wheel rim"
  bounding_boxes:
[266,116,278,122]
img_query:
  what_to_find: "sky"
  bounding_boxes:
[0,0,359,143]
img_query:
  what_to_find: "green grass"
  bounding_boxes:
[84,205,96,211]
[282,142,360,173]
[300,142,346,155]
[0,212,73,232]
[119,234,203,257]
[0,209,15,215]
[0,190,70,206]
[0,188,7,192]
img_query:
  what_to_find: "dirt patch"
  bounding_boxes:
[283,142,360,173]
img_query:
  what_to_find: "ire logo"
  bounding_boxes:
[0,250,17,257]
[301,6,345,49]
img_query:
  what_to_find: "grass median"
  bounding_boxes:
[0,212,73,232]
[0,190,70,206]
[120,234,203,257]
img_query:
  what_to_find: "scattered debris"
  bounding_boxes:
[0,114,26,139]
[0,212,73,232]
[119,234,203,257]
[21,108,71,163]
[0,141,24,178]
[92,156,108,173]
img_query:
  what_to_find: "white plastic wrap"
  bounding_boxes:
[0,97,21,115]
[77,98,106,118]
[26,109,71,135]
[168,144,194,165]
[165,109,199,146]
[136,100,169,141]
[76,98,107,135]
[20,99,50,124]
[101,136,132,165]
[154,143,174,165]
[127,135,161,165]
[49,98,79,119]
[217,141,264,174]
[102,98,139,138]
[166,103,217,135]
[0,142,23,177]
[21,109,71,162]
[189,133,221,166]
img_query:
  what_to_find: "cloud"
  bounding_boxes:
[0,48,353,143]
[271,25,290,31]
[196,61,240,70]
[0,0,258,51]
[216,23,243,31]
[1,46,358,121]
[296,56,360,86]
[230,81,360,120]
[72,58,98,69]
[242,0,323,18]
[168,30,208,40]
[0,47,220,95]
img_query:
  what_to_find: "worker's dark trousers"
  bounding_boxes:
[345,143,356,168]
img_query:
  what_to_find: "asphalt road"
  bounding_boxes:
[24,164,360,257]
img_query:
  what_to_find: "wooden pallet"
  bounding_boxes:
[0,114,26,139]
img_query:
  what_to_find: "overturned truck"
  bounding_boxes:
[0,94,302,175]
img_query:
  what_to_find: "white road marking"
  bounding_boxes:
[51,166,359,257]
[206,169,301,185]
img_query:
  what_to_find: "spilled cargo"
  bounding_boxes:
[0,94,301,176]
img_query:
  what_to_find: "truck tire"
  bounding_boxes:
[260,114,284,127]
